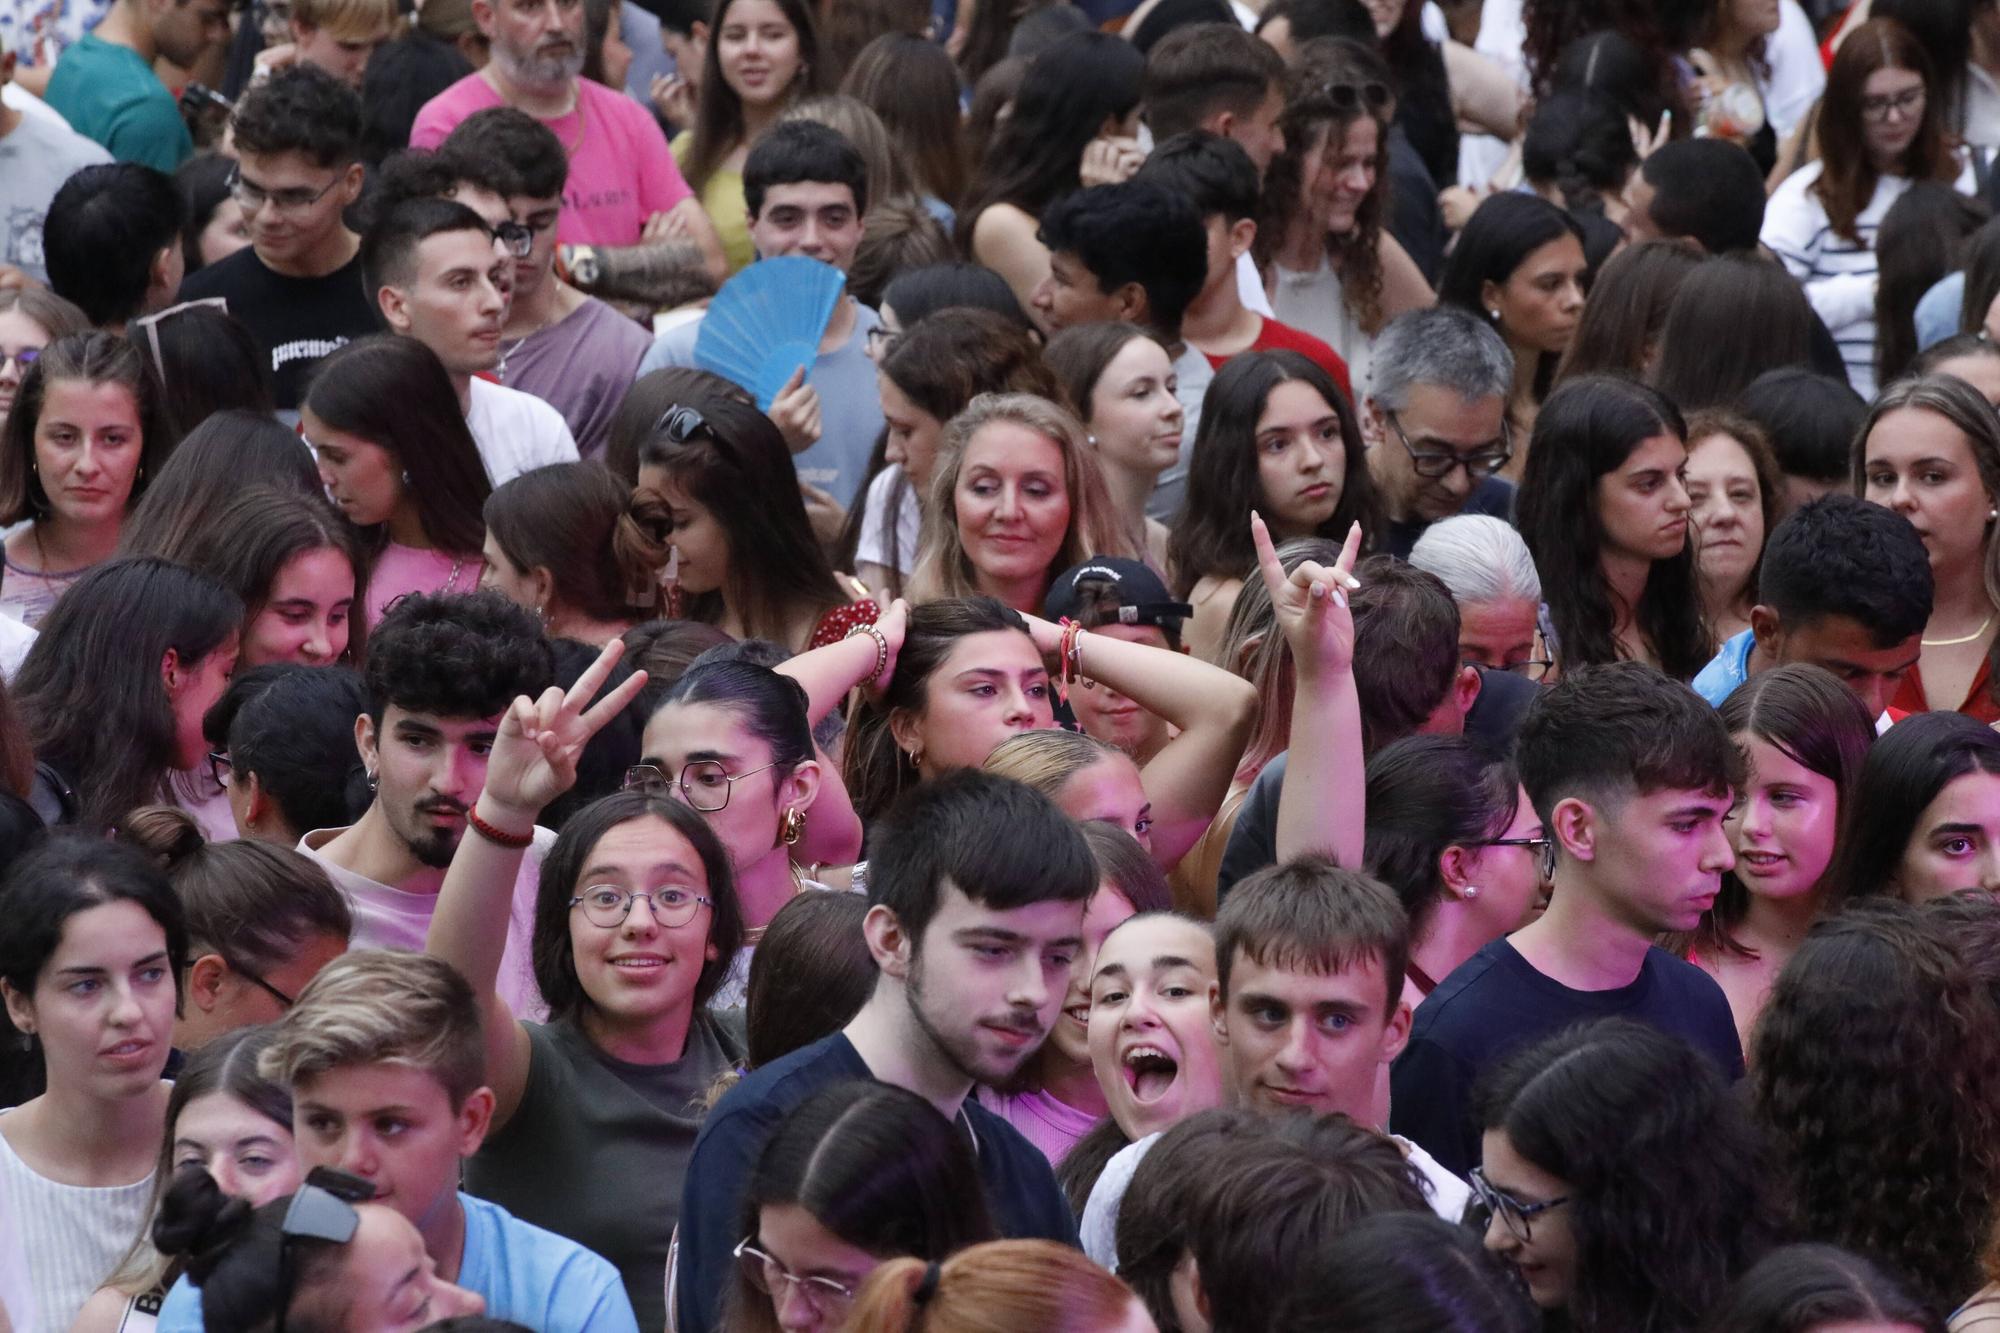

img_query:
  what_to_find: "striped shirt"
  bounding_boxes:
[0,1109,156,1333]
[1761,159,1911,399]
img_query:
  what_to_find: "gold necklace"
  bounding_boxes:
[1923,613,1995,647]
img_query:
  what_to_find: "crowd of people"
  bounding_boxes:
[2,0,2000,1327]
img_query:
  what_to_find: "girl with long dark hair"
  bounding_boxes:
[301,335,491,627]
[1167,349,1383,665]
[1825,709,2000,902]
[116,410,321,561]
[1690,666,1875,1052]
[1515,375,1708,681]
[1046,321,1185,570]
[676,0,825,273]
[0,332,177,627]
[184,487,366,669]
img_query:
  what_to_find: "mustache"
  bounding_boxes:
[417,798,468,817]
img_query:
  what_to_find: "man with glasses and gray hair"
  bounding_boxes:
[1361,305,1518,559]
[174,64,379,414]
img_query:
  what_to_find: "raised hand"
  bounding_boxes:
[1252,511,1363,679]
[768,367,823,453]
[480,639,650,822]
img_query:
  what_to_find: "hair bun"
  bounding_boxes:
[118,805,206,871]
[153,1168,257,1281]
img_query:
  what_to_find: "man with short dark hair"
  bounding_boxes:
[439,108,653,458]
[1691,494,1932,716]
[675,770,1093,1333]
[638,120,884,507]
[1136,132,1351,394]
[176,64,379,411]
[299,590,557,1017]
[43,162,182,330]
[1364,306,1518,558]
[1390,662,1747,1176]
[1621,139,1768,256]
[1034,178,1213,519]
[44,0,226,167]
[363,196,581,480]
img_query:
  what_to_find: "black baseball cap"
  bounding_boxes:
[1044,557,1193,627]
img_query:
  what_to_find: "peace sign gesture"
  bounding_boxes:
[481,639,651,822]
[1252,511,1364,679]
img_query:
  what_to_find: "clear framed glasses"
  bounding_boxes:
[733,1239,857,1319]
[568,884,713,928]
[1469,1166,1569,1245]
[1860,85,1925,123]
[624,759,779,811]
[228,165,343,214]
[493,220,533,258]
[1388,412,1512,481]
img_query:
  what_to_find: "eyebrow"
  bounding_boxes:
[956,926,1084,949]
[953,667,1044,682]
[680,748,737,764]
[1928,822,1991,836]
[57,949,167,977]
[1664,802,1728,821]
[580,861,698,880]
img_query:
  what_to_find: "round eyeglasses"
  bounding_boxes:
[568,885,713,929]
[624,760,779,812]
[733,1238,857,1319]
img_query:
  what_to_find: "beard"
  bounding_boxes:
[906,947,1047,1087]
[495,36,586,88]
[387,798,466,868]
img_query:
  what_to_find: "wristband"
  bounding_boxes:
[846,620,890,686]
[467,807,534,850]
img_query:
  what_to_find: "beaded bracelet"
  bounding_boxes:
[846,620,890,686]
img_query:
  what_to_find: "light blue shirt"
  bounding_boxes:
[1691,628,1755,707]
[153,1191,640,1333]
[1916,270,1965,354]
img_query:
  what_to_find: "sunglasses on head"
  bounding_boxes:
[1326,81,1392,112]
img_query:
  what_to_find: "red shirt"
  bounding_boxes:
[1203,316,1353,403]
[1888,655,2000,724]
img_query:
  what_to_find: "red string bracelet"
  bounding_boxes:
[467,808,534,850]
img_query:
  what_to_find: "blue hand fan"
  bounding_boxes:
[693,255,848,409]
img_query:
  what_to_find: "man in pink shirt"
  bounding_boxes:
[410,0,723,281]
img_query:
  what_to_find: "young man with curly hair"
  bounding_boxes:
[175,63,379,411]
[299,590,556,1017]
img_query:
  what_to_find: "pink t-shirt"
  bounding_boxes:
[364,542,484,628]
[409,73,693,247]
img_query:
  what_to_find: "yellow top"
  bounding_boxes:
[672,130,754,275]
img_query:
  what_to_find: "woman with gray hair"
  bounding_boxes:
[1409,514,1549,680]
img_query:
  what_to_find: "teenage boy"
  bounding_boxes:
[0,30,111,284]
[251,0,398,88]
[42,163,182,331]
[675,771,1093,1333]
[1082,859,1468,1267]
[439,108,653,458]
[363,196,581,482]
[639,120,884,507]
[1363,307,1518,558]
[1135,133,1351,395]
[1693,494,1932,717]
[1390,662,1747,1177]
[176,66,378,412]
[301,591,556,1018]
[1620,138,1768,256]
[1043,556,1192,763]
[1032,178,1211,520]
[152,950,641,1331]
[410,0,721,271]
[43,0,225,168]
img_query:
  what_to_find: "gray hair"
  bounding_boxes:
[1409,515,1542,606]
[1368,306,1515,414]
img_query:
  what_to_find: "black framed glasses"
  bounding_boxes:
[1327,80,1392,112]
[865,326,899,359]
[1465,656,1553,683]
[241,968,297,1010]
[1387,412,1512,481]
[1469,1166,1569,1245]
[207,750,232,789]
[1860,85,1925,122]
[568,884,714,929]
[228,165,344,214]
[653,404,708,443]
[624,759,779,811]
[733,1238,858,1319]
[275,1168,375,1333]
[1468,834,1556,882]
[493,220,533,258]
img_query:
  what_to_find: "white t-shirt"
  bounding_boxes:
[298,824,555,1020]
[465,377,580,486]
[1081,1126,1471,1269]
[855,465,922,576]
[0,1107,157,1333]
[0,612,35,679]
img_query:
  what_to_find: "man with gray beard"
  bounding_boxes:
[407,0,723,279]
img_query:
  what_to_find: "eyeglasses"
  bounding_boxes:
[135,297,230,385]
[275,1168,375,1333]
[1860,85,1925,123]
[568,884,714,928]
[240,968,298,1010]
[733,1239,858,1319]
[1326,80,1392,113]
[1467,834,1556,882]
[865,326,899,360]
[1387,412,1512,481]
[624,759,779,811]
[207,750,233,788]
[492,220,533,258]
[1465,656,1553,683]
[229,165,344,214]
[1469,1167,1569,1245]
[0,348,39,374]
[653,403,709,443]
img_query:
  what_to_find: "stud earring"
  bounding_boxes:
[1487,308,1501,321]
[402,469,412,486]
[1463,885,1480,900]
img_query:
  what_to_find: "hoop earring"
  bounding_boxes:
[365,768,379,793]
[906,747,923,773]
[780,806,805,846]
